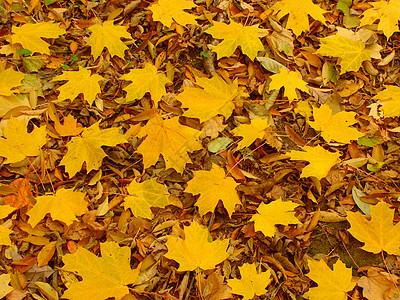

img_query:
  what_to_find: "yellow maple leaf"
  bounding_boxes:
[148,0,197,27]
[62,241,140,300]
[54,114,84,137]
[0,205,16,219]
[227,263,272,300]
[360,0,400,39]
[287,145,341,180]
[176,74,247,122]
[0,117,47,164]
[205,20,266,60]
[27,188,88,228]
[164,221,229,271]
[0,226,12,246]
[0,95,30,118]
[316,34,371,74]
[87,20,132,60]
[232,118,270,149]
[305,258,356,300]
[0,68,24,96]
[347,201,400,255]
[271,0,326,36]
[0,274,14,298]
[136,114,202,173]
[60,122,127,177]
[52,66,104,105]
[251,198,300,237]
[120,63,172,104]
[185,164,241,217]
[372,85,400,118]
[309,103,364,143]
[269,68,309,102]
[124,178,180,219]
[11,21,66,54]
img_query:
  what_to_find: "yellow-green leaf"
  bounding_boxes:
[232,118,270,149]
[0,117,47,164]
[148,0,197,27]
[271,0,326,36]
[347,201,400,255]
[52,66,104,105]
[205,20,266,60]
[316,34,371,74]
[11,21,66,54]
[120,63,172,104]
[60,122,127,177]
[269,68,309,101]
[185,164,241,217]
[62,241,140,300]
[227,263,272,300]
[309,103,364,143]
[27,188,88,228]
[0,68,25,96]
[305,259,356,300]
[164,221,229,271]
[87,20,132,60]
[287,145,341,180]
[251,198,300,237]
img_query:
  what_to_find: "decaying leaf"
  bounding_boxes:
[164,221,229,271]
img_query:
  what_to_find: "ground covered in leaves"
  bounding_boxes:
[1,0,400,299]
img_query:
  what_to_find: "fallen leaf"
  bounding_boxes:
[201,116,227,139]
[184,164,241,217]
[3,178,33,208]
[205,20,266,60]
[268,68,309,101]
[305,258,356,300]
[54,114,84,137]
[0,226,12,246]
[0,117,47,164]
[0,68,25,96]
[164,221,229,271]
[0,274,13,298]
[357,267,400,300]
[309,103,364,143]
[287,145,341,180]
[372,85,400,118]
[0,205,16,219]
[227,263,272,300]
[198,270,232,300]
[62,241,140,300]
[232,117,270,149]
[251,197,300,237]
[347,201,400,255]
[27,188,88,228]
[148,0,197,27]
[52,66,104,105]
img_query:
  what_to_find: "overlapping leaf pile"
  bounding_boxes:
[1,0,400,299]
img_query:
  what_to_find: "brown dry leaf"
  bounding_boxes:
[357,267,400,300]
[201,116,227,139]
[198,270,232,300]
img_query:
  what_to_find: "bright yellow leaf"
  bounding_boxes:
[232,118,270,149]
[0,68,24,96]
[287,145,341,180]
[176,74,247,122]
[27,188,88,228]
[11,21,66,54]
[62,241,140,300]
[360,0,400,39]
[251,198,300,237]
[205,20,266,60]
[136,114,202,173]
[0,205,16,219]
[227,263,272,300]
[316,34,371,74]
[271,0,326,36]
[185,164,241,217]
[309,103,364,143]
[52,66,104,105]
[120,63,172,104]
[148,0,197,27]
[60,122,127,177]
[305,258,356,300]
[0,274,14,298]
[0,117,47,164]
[0,95,31,118]
[87,20,132,60]
[54,114,84,137]
[347,201,400,255]
[164,221,229,271]
[0,226,12,246]
[372,85,400,118]
[124,178,180,219]
[269,68,309,101]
